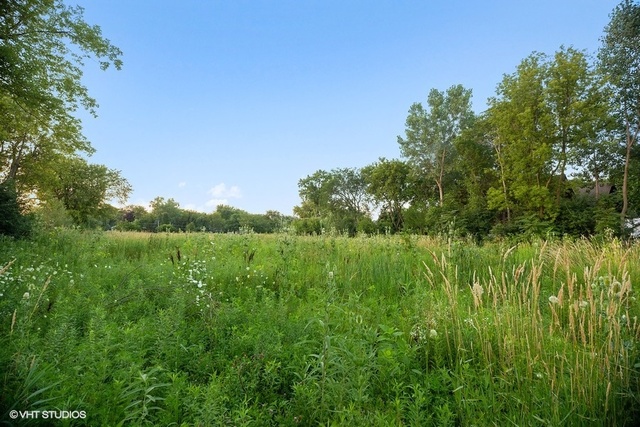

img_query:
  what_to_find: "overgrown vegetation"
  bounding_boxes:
[1,230,638,425]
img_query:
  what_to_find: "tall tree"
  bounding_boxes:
[487,53,554,220]
[598,0,640,224]
[398,84,474,206]
[546,47,609,205]
[294,170,335,218]
[0,0,122,114]
[451,115,498,235]
[0,0,122,201]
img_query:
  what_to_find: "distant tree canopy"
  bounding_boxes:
[294,1,640,239]
[0,0,128,233]
[115,201,292,234]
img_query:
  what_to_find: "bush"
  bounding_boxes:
[0,180,32,238]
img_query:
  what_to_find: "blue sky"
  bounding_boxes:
[76,1,616,215]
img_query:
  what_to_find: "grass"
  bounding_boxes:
[0,229,638,426]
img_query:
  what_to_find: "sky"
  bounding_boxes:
[74,1,618,215]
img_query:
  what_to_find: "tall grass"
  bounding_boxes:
[421,239,640,425]
[0,230,638,425]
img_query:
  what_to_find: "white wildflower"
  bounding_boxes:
[429,329,438,338]
[579,300,588,309]
[22,292,30,300]
[548,295,559,304]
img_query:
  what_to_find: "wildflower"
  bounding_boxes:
[22,292,30,300]
[579,300,588,309]
[429,329,438,338]
[548,295,559,304]
[328,271,334,280]
[197,282,203,288]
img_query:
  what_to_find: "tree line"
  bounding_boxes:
[294,1,640,239]
[1,1,639,239]
[114,198,292,234]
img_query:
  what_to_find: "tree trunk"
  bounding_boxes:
[437,149,446,206]
[621,118,639,229]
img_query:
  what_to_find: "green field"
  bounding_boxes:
[1,230,639,426]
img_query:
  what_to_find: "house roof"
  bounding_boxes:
[577,183,616,197]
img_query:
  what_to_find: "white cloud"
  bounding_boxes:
[205,198,229,207]
[129,198,151,211]
[208,183,242,199]
[178,181,187,188]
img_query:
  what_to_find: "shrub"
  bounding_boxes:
[0,180,32,238]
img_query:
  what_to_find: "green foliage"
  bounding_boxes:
[398,84,475,206]
[38,157,132,226]
[0,180,31,237]
[362,158,414,233]
[0,0,122,113]
[115,200,293,234]
[295,168,370,235]
[289,4,640,240]
[0,0,128,228]
[598,0,640,225]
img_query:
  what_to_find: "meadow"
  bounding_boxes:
[0,230,639,426]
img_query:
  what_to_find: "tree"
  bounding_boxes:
[150,197,182,230]
[330,168,369,217]
[362,158,414,233]
[295,170,334,218]
[295,168,370,234]
[398,84,474,206]
[42,157,131,225]
[450,115,498,236]
[546,47,610,205]
[598,0,640,225]
[0,0,123,205]
[0,1,122,114]
[487,53,554,222]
